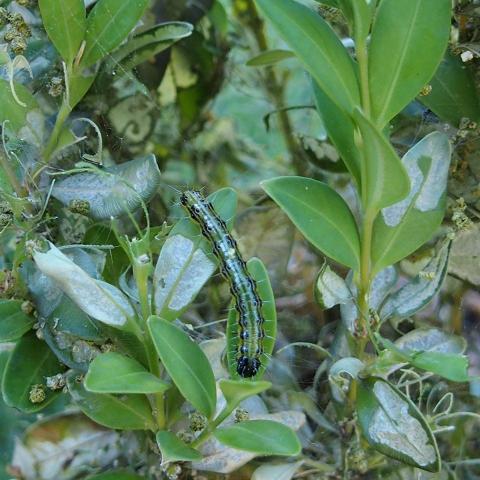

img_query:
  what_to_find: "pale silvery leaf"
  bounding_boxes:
[252,461,303,480]
[381,240,451,322]
[315,265,352,309]
[449,223,480,286]
[52,154,160,220]
[382,132,451,227]
[154,234,215,316]
[329,357,364,403]
[395,328,466,355]
[341,266,397,332]
[33,244,134,326]
[357,378,440,472]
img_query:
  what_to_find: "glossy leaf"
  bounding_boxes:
[246,49,295,67]
[156,431,202,463]
[369,0,451,127]
[315,264,352,309]
[214,420,301,456]
[354,109,410,213]
[262,176,360,269]
[226,258,277,380]
[255,0,360,113]
[68,71,96,110]
[147,316,216,418]
[419,50,480,126]
[153,234,215,320]
[337,0,374,42]
[81,0,149,67]
[85,352,170,394]
[312,80,361,184]
[33,244,134,327]
[39,0,86,64]
[357,377,440,471]
[252,461,303,480]
[372,132,451,271]
[52,155,161,220]
[2,333,63,412]
[67,373,155,431]
[102,22,194,78]
[381,240,451,322]
[0,299,34,342]
[219,379,271,408]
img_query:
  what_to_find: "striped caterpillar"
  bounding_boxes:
[180,190,265,378]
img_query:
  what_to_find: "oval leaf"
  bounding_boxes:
[372,132,451,271]
[51,155,160,220]
[33,244,134,327]
[315,264,352,309]
[156,431,202,463]
[357,377,440,471]
[219,379,271,408]
[246,49,295,67]
[81,0,149,67]
[39,0,86,64]
[87,472,143,480]
[67,373,155,431]
[0,299,35,342]
[147,316,216,418]
[2,333,63,413]
[261,176,360,269]
[252,461,303,480]
[85,352,170,394]
[419,50,480,126]
[353,109,410,213]
[0,79,39,132]
[369,0,451,127]
[214,420,301,456]
[153,234,215,320]
[226,258,277,380]
[255,0,360,113]
[381,240,451,322]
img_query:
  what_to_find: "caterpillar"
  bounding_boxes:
[180,190,265,378]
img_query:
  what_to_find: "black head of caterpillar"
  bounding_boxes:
[180,189,265,379]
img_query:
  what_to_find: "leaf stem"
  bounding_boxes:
[42,99,72,162]
[355,36,371,118]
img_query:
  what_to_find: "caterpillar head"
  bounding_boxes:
[237,356,261,378]
[180,190,203,207]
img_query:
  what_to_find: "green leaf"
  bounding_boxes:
[68,71,96,110]
[261,176,361,269]
[156,431,202,463]
[147,316,216,418]
[85,352,170,394]
[226,258,277,379]
[369,0,451,127]
[312,80,361,184]
[2,333,63,413]
[315,264,351,309]
[81,0,149,68]
[372,132,452,272]
[67,373,155,430]
[153,234,215,321]
[0,79,38,132]
[214,420,301,456]
[0,299,34,342]
[353,109,410,213]
[380,333,469,382]
[246,49,295,67]
[337,0,374,42]
[357,377,440,472]
[87,472,143,480]
[219,379,271,408]
[381,240,451,322]
[255,0,360,113]
[51,154,161,220]
[419,50,480,126]
[38,0,86,64]
[101,22,193,79]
